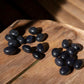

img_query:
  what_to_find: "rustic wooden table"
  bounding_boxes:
[0,20,84,84]
[38,0,84,29]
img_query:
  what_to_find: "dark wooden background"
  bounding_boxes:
[0,0,84,32]
[0,0,55,33]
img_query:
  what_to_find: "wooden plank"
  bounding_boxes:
[37,0,84,30]
[12,20,84,84]
[57,1,84,23]
[56,9,84,30]
[0,20,37,84]
[67,0,84,11]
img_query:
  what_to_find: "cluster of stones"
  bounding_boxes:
[52,39,83,75]
[4,27,49,60]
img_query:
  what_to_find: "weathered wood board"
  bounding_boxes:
[0,20,35,84]
[11,20,84,84]
[0,20,84,84]
[37,0,84,30]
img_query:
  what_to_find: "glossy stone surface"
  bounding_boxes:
[36,33,47,42]
[26,35,36,43]
[52,48,62,57]
[32,51,45,60]
[29,27,42,34]
[4,46,18,55]
[62,39,71,49]
[67,47,76,55]
[5,34,15,41]
[74,60,83,69]
[22,45,32,53]
[66,57,75,66]
[8,39,20,47]
[55,58,65,66]
[71,43,83,52]
[60,51,69,60]
[9,29,19,37]
[60,66,71,75]
[17,35,26,44]
[37,43,49,53]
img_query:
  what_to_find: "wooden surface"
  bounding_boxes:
[0,20,35,84]
[38,0,84,30]
[0,20,84,84]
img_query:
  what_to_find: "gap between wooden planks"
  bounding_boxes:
[0,20,84,84]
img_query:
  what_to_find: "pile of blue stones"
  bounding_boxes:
[4,27,49,60]
[52,39,84,75]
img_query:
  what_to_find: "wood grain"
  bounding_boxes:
[67,0,84,11]
[0,20,35,84]
[11,20,84,84]
[1,20,84,84]
[0,20,62,84]
[37,0,84,30]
